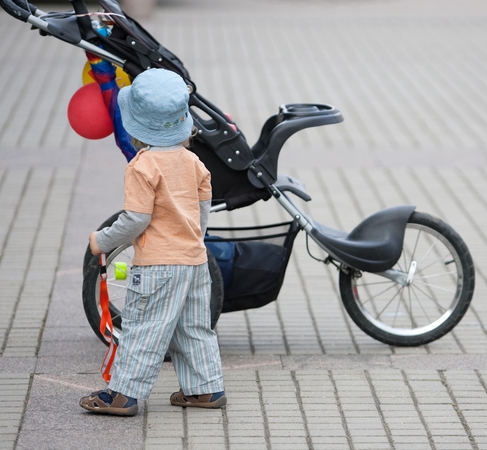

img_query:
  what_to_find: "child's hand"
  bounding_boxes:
[89,231,102,256]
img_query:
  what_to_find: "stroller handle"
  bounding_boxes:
[0,0,127,65]
[0,0,36,21]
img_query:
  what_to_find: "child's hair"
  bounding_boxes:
[132,136,191,150]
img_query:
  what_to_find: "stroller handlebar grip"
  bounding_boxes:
[0,0,32,22]
[15,0,36,15]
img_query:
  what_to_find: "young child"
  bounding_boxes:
[80,68,226,416]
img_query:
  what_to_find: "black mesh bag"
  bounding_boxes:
[205,221,300,313]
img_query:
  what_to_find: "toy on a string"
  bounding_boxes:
[67,48,136,161]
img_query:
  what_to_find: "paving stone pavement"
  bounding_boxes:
[1,0,487,449]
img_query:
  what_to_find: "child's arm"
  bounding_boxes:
[199,167,212,237]
[200,200,211,237]
[89,210,151,255]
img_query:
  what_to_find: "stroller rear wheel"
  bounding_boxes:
[82,212,224,347]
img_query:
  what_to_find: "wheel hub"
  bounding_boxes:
[406,260,418,285]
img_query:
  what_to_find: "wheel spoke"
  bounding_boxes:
[395,286,418,329]
[105,284,128,299]
[413,279,457,295]
[408,286,415,329]
[416,235,441,270]
[356,280,399,307]
[408,228,422,263]
[415,252,455,275]
[409,282,448,313]
[356,279,398,287]
[391,287,406,328]
[107,280,126,287]
[415,271,457,280]
[111,312,122,321]
[409,284,433,323]
[374,286,404,320]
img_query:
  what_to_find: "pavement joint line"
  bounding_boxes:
[15,373,34,450]
[255,370,271,450]
[275,298,291,356]
[221,404,230,450]
[365,369,396,449]
[290,370,313,450]
[243,310,256,355]
[438,370,479,450]
[182,406,189,450]
[290,248,326,355]
[328,369,355,450]
[325,262,361,354]
[475,370,487,397]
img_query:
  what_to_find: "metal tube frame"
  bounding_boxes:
[266,184,408,286]
[26,14,126,67]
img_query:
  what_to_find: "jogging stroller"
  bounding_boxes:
[1,0,476,348]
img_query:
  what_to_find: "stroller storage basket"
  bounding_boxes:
[205,221,300,313]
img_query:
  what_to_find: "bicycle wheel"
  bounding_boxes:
[82,211,224,345]
[339,211,475,346]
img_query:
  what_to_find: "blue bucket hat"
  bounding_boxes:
[118,68,193,147]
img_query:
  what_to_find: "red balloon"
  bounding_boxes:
[67,83,113,139]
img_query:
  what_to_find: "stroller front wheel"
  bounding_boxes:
[338,211,475,347]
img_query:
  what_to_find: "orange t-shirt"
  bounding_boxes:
[123,148,211,266]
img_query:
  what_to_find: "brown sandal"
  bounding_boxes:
[79,389,138,416]
[170,389,227,409]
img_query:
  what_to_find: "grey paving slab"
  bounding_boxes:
[1,0,487,449]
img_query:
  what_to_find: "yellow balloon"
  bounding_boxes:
[82,61,95,85]
[115,66,132,88]
[82,61,132,88]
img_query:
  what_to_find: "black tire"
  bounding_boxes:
[339,211,475,346]
[82,211,224,346]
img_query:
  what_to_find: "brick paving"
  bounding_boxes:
[1,0,487,449]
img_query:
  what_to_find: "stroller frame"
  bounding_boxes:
[1,0,475,348]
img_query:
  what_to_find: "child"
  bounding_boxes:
[80,68,226,416]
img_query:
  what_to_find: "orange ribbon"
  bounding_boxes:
[99,253,118,382]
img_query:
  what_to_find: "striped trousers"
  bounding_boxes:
[108,263,224,400]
